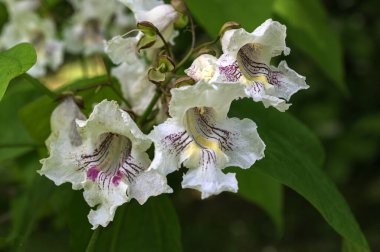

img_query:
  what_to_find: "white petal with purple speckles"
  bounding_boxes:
[39,98,86,189]
[212,19,309,111]
[40,100,171,228]
[149,81,265,198]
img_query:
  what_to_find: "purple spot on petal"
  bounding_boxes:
[112,174,122,186]
[87,166,100,181]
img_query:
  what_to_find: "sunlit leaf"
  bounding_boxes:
[230,99,369,251]
[0,43,36,101]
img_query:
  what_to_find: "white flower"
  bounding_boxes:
[149,82,265,199]
[39,99,172,229]
[211,19,309,112]
[0,2,63,77]
[120,0,179,44]
[111,59,156,114]
[64,0,133,55]
[105,0,180,115]
[105,0,179,62]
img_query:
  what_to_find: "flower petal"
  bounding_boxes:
[221,19,289,62]
[149,118,190,175]
[181,162,238,199]
[169,81,245,122]
[84,179,129,229]
[130,169,173,204]
[39,98,86,189]
[76,100,151,151]
[111,63,156,114]
[218,117,265,168]
[105,35,140,64]
[270,60,309,101]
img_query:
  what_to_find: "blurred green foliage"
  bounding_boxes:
[0,0,379,251]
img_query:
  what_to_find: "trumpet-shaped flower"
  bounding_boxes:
[64,0,133,55]
[211,19,309,112]
[149,82,265,199]
[105,0,179,115]
[39,99,172,228]
[111,58,156,114]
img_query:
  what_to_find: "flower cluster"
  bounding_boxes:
[39,0,308,229]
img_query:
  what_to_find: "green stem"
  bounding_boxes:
[71,81,132,108]
[192,36,220,53]
[176,11,196,69]
[156,29,174,59]
[85,228,100,252]
[137,89,162,127]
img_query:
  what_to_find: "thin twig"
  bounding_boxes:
[156,29,174,59]
[176,10,196,69]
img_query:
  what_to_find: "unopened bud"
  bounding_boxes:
[171,0,187,13]
[174,13,189,29]
[219,21,241,37]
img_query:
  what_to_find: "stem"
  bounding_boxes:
[193,36,220,53]
[71,81,131,108]
[156,29,174,59]
[176,11,196,69]
[137,89,162,127]
[85,228,100,252]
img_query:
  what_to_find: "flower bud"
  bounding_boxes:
[219,21,241,37]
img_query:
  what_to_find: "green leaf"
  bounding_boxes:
[0,2,8,32]
[7,154,54,251]
[0,43,37,100]
[19,75,120,144]
[273,0,346,93]
[122,196,182,252]
[230,99,369,251]
[96,196,182,252]
[235,168,283,235]
[185,0,274,37]
[0,77,44,161]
